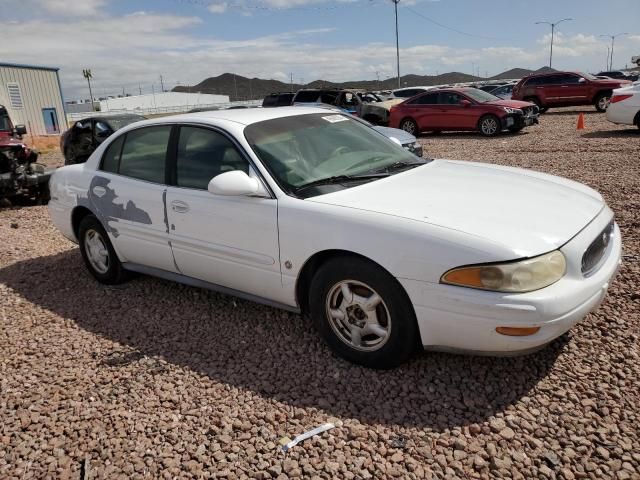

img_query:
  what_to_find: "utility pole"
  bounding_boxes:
[393,0,401,89]
[375,71,380,90]
[139,84,142,95]
[290,72,294,92]
[159,75,165,92]
[600,33,628,70]
[82,69,95,110]
[233,74,238,100]
[535,18,572,68]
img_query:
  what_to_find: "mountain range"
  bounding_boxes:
[172,67,556,101]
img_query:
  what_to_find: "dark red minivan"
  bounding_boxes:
[389,87,539,137]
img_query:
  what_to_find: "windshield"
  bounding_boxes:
[464,88,501,103]
[107,116,145,131]
[244,113,419,196]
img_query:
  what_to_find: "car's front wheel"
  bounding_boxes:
[309,256,418,369]
[399,118,419,136]
[478,115,501,137]
[78,215,128,284]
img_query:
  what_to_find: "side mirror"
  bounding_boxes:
[460,99,472,107]
[388,136,403,146]
[208,170,260,196]
[578,77,586,83]
[14,124,27,135]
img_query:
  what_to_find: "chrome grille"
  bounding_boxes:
[582,221,614,276]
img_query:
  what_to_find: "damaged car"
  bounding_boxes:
[0,105,51,204]
[61,114,145,165]
[49,107,620,369]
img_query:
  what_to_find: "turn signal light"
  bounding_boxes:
[610,94,633,104]
[496,326,541,336]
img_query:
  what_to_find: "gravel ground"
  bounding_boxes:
[1,108,639,479]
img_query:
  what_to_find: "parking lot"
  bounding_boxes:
[1,108,639,479]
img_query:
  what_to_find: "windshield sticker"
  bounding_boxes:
[322,114,348,123]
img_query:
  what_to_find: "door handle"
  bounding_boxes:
[171,200,190,213]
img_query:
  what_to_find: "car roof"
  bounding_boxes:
[139,106,338,127]
[79,114,145,122]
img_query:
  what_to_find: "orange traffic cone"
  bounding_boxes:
[577,112,585,130]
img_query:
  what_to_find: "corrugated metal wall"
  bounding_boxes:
[0,65,66,136]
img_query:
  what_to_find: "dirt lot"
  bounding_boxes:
[1,109,639,479]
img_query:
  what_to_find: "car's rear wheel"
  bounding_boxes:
[399,118,418,136]
[78,215,128,284]
[594,93,611,112]
[309,256,418,369]
[478,115,501,137]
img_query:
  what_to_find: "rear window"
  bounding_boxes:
[294,91,322,103]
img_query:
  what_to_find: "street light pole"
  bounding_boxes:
[600,33,628,70]
[82,69,95,111]
[393,0,400,89]
[535,18,572,68]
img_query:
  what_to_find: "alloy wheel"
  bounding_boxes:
[325,280,391,352]
[481,117,499,135]
[401,120,416,135]
[84,228,110,274]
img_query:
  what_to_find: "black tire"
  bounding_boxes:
[594,92,611,112]
[525,97,548,113]
[399,118,419,136]
[309,256,418,369]
[508,125,524,134]
[478,114,501,137]
[78,215,128,284]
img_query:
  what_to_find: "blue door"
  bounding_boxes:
[42,108,59,134]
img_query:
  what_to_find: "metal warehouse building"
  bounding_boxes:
[0,62,66,136]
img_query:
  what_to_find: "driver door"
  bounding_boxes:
[165,125,283,301]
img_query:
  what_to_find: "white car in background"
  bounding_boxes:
[386,86,437,100]
[48,107,621,368]
[606,82,640,129]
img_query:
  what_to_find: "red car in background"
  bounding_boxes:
[511,71,631,112]
[389,88,539,137]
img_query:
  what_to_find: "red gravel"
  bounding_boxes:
[0,108,639,479]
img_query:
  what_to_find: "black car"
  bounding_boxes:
[262,92,295,107]
[596,71,636,81]
[61,114,145,165]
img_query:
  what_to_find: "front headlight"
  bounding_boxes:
[441,250,566,293]
[502,107,523,114]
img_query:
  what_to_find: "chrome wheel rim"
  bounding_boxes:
[401,120,416,134]
[84,229,109,274]
[325,280,391,352]
[598,96,610,110]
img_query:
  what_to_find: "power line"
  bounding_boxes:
[402,4,503,41]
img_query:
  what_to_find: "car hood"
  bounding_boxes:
[373,126,416,145]
[593,79,632,88]
[486,99,535,109]
[309,159,604,257]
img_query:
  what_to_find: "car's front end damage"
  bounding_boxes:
[0,139,52,204]
[500,104,540,130]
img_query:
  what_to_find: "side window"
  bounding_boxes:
[438,92,462,105]
[118,126,171,184]
[408,93,438,105]
[176,127,249,190]
[394,89,414,98]
[101,135,124,174]
[562,75,581,84]
[524,77,541,87]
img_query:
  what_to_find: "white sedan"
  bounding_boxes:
[606,82,640,129]
[48,107,621,368]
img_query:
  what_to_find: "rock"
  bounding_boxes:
[499,427,515,440]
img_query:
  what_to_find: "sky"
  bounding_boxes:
[1,0,639,100]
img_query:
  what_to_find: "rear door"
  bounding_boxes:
[539,74,566,105]
[404,92,440,130]
[90,125,178,272]
[165,125,282,300]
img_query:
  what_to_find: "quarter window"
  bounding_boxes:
[176,127,249,190]
[118,126,171,184]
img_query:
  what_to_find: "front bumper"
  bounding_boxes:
[399,207,621,354]
[502,110,539,130]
